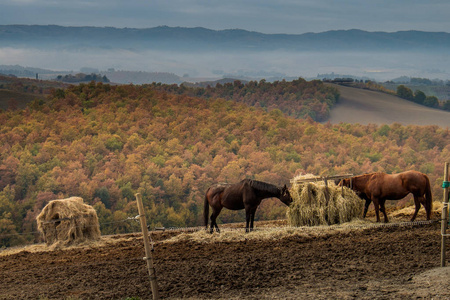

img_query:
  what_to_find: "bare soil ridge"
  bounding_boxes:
[327,84,450,127]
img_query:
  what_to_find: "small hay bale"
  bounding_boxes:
[287,174,363,226]
[36,197,101,247]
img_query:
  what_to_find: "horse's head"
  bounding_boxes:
[338,178,351,188]
[339,177,365,198]
[280,184,293,206]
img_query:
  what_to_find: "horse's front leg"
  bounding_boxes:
[363,199,371,218]
[249,207,257,232]
[245,209,251,233]
[372,198,381,222]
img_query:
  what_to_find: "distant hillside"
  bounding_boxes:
[1,25,449,52]
[181,78,249,88]
[0,64,62,78]
[146,78,340,121]
[327,84,450,127]
[0,75,66,110]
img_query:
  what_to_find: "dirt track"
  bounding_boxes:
[327,84,450,127]
[1,219,449,299]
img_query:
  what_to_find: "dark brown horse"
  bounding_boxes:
[204,179,293,233]
[339,170,432,223]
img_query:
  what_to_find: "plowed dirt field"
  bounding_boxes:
[327,84,450,127]
[1,217,449,299]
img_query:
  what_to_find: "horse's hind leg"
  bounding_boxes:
[209,215,217,234]
[419,195,431,220]
[411,195,421,221]
[411,195,421,222]
[425,198,431,220]
[210,208,222,234]
[372,198,381,222]
[214,222,220,233]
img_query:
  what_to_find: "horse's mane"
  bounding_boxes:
[353,172,382,181]
[246,179,280,194]
[354,172,378,178]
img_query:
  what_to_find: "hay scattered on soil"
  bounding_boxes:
[36,197,101,248]
[287,174,363,226]
[162,228,321,244]
[0,235,138,257]
[163,219,375,244]
[390,201,443,219]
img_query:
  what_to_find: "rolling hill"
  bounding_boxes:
[1,25,450,52]
[327,84,450,127]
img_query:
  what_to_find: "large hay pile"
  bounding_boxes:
[287,174,363,226]
[36,197,101,247]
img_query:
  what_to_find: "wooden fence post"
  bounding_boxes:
[441,162,449,267]
[135,193,160,300]
[323,177,330,206]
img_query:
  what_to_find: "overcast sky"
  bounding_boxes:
[1,0,449,34]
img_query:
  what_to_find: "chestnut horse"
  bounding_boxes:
[339,171,432,223]
[204,179,292,233]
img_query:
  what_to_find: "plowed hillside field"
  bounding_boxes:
[1,210,449,300]
[327,84,450,127]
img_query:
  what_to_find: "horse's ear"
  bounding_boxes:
[282,184,289,195]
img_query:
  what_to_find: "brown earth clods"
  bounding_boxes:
[1,220,450,300]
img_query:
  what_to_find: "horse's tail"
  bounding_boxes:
[424,175,433,219]
[204,189,210,229]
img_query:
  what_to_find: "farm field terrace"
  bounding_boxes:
[1,212,449,300]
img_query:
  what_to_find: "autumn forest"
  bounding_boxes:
[0,79,449,247]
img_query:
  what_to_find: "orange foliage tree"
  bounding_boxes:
[0,81,449,246]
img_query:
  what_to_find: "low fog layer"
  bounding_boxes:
[1,26,449,81]
[1,47,449,81]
